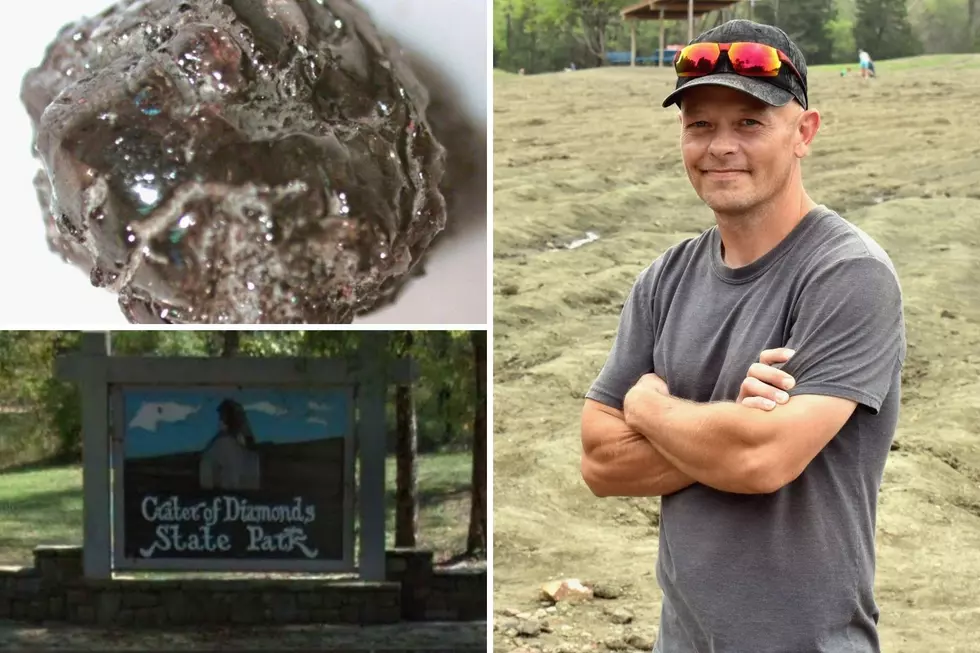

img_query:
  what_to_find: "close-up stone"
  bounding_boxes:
[21,0,447,324]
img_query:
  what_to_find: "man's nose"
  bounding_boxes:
[707,129,739,157]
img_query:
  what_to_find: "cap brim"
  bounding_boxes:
[661,73,795,109]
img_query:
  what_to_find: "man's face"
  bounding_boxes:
[678,85,817,215]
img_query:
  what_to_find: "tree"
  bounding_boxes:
[394,332,419,548]
[755,0,838,64]
[494,0,634,73]
[467,330,487,556]
[853,0,921,59]
[220,332,241,357]
[432,331,456,443]
[567,0,623,65]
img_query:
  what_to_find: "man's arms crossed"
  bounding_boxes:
[623,380,857,494]
[581,347,858,496]
[582,388,857,497]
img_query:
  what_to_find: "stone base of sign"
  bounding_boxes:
[0,546,486,626]
[384,548,486,621]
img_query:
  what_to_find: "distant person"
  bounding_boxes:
[581,19,905,653]
[859,48,875,79]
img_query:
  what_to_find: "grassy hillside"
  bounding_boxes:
[493,55,980,653]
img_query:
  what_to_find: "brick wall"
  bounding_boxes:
[0,546,486,626]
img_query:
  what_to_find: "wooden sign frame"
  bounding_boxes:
[55,332,417,582]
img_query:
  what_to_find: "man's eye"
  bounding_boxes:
[688,121,709,128]
[742,119,761,126]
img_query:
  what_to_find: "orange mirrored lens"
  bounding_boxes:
[727,43,781,77]
[675,43,721,77]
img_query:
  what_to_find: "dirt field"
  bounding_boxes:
[492,55,980,653]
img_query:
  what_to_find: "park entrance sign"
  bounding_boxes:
[55,333,416,582]
[119,385,351,566]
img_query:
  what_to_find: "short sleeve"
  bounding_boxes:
[585,263,660,411]
[781,256,906,414]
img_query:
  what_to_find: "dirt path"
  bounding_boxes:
[0,620,486,651]
[493,56,980,653]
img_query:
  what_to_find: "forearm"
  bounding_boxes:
[581,400,696,498]
[582,430,695,497]
[624,392,775,494]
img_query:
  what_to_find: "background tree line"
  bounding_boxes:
[0,330,487,557]
[494,0,979,74]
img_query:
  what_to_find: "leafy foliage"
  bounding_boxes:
[854,0,922,58]
[0,331,480,467]
[755,0,839,64]
[493,0,974,74]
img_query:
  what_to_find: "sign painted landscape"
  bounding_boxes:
[120,388,351,561]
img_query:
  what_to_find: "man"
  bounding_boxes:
[580,20,906,653]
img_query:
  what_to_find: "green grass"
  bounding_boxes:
[810,53,980,73]
[382,451,472,557]
[0,453,471,568]
[498,53,980,78]
[0,465,82,564]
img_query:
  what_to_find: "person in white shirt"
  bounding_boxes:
[858,49,875,79]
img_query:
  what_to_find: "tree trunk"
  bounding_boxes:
[220,332,240,357]
[438,387,452,444]
[394,332,419,548]
[466,330,487,556]
[435,331,454,445]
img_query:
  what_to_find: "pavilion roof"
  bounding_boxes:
[621,0,741,20]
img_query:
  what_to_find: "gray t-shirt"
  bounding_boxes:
[587,207,906,653]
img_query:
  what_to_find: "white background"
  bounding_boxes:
[0,0,487,327]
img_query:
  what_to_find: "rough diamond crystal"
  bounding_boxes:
[21,0,448,323]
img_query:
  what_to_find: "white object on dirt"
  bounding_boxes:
[566,231,600,250]
[540,578,594,602]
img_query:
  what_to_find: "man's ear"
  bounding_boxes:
[795,109,821,158]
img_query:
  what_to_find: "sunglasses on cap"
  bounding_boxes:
[673,42,804,86]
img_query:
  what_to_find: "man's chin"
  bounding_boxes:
[700,192,757,215]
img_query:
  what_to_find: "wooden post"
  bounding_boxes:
[356,332,389,582]
[659,8,666,67]
[81,332,112,579]
[630,20,637,67]
[688,0,695,41]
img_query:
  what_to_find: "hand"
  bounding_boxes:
[634,372,669,396]
[737,348,797,411]
[623,373,669,424]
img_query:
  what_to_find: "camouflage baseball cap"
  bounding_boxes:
[662,19,809,110]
